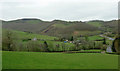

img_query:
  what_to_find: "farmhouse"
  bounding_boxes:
[32,37,37,41]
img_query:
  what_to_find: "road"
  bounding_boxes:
[100,35,114,41]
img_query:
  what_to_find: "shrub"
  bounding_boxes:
[2,30,18,51]
[43,41,49,52]
[27,41,44,52]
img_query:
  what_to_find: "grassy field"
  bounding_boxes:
[87,22,102,27]
[74,31,101,36]
[2,51,118,69]
[77,35,103,41]
[14,31,57,40]
[88,35,103,41]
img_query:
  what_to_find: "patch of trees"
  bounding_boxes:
[103,20,118,34]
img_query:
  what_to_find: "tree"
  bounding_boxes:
[93,41,96,49]
[103,38,106,44]
[70,36,74,41]
[2,30,14,51]
[112,35,120,53]
[85,35,89,41]
[74,42,79,50]
[44,41,49,52]
[62,43,65,52]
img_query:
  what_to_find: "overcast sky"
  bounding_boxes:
[0,0,119,21]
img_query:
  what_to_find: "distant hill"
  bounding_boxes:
[86,20,104,27]
[2,18,118,37]
[103,20,118,33]
[2,18,53,33]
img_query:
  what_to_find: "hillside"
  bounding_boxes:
[86,20,104,27]
[2,18,101,37]
[2,18,118,37]
[2,19,53,33]
[103,20,118,33]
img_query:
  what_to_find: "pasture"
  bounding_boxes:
[14,30,58,40]
[2,51,118,69]
[87,21,102,27]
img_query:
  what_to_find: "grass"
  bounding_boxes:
[87,22,102,27]
[77,35,103,41]
[83,50,101,51]
[74,31,101,36]
[3,30,58,41]
[2,51,118,69]
[88,35,103,41]
[25,20,42,24]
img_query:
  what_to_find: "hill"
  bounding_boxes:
[2,18,101,37]
[103,20,118,33]
[86,20,104,27]
[2,18,53,33]
[2,18,118,37]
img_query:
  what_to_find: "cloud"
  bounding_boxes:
[0,0,119,21]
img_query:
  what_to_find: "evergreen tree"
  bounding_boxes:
[103,38,106,44]
[70,36,74,41]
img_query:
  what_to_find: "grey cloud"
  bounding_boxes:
[0,0,119,21]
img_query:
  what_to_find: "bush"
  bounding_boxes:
[27,41,44,52]
[101,45,107,51]
[43,41,49,52]
[48,42,56,51]
[2,30,18,51]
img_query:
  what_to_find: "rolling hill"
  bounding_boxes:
[2,19,53,33]
[2,18,118,37]
[2,18,101,36]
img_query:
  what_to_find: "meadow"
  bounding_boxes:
[13,30,58,40]
[87,21,102,27]
[2,51,118,69]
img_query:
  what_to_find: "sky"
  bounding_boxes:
[0,0,119,21]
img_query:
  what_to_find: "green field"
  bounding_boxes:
[2,51,118,69]
[88,35,103,41]
[77,35,103,41]
[3,29,57,41]
[14,30,57,40]
[87,22,102,27]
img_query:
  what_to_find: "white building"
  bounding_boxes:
[32,37,37,41]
